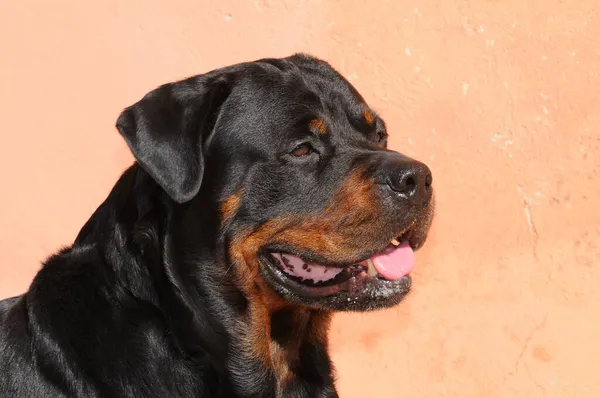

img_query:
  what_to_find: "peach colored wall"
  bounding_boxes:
[1,1,599,396]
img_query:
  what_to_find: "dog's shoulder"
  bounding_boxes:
[1,245,221,397]
[0,295,68,397]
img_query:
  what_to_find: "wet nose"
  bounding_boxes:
[386,160,432,205]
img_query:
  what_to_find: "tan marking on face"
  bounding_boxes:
[309,118,327,135]
[219,189,244,227]
[226,166,379,382]
[362,109,375,125]
[270,166,380,261]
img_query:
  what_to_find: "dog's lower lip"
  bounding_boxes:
[269,252,368,287]
[261,253,412,298]
[260,246,413,298]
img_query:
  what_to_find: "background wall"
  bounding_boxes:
[1,1,599,396]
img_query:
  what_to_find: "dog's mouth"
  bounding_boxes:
[260,228,416,300]
[271,238,412,285]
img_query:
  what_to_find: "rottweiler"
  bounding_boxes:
[0,54,434,397]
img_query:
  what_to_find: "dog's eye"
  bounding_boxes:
[291,143,314,157]
[376,131,388,144]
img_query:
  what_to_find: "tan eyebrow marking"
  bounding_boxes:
[362,109,375,125]
[309,119,327,135]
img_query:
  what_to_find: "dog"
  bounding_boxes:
[0,54,434,397]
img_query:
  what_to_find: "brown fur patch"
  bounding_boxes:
[306,310,332,346]
[268,166,379,262]
[270,340,292,385]
[220,189,244,227]
[229,166,378,290]
[309,118,327,135]
[270,309,331,388]
[228,229,288,369]
[362,109,375,125]
[226,166,377,383]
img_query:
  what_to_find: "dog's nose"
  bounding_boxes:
[386,160,432,205]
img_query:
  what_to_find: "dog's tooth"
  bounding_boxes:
[367,259,378,277]
[390,238,400,246]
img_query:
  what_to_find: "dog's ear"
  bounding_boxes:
[116,74,231,203]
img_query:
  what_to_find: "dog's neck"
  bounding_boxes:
[73,164,338,396]
[269,307,334,390]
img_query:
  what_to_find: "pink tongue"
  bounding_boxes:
[370,241,415,280]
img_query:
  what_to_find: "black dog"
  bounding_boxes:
[0,54,434,397]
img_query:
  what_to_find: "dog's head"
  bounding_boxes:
[116,54,434,312]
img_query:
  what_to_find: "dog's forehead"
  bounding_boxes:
[243,68,350,105]
[224,60,375,135]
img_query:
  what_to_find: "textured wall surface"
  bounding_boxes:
[1,1,599,397]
